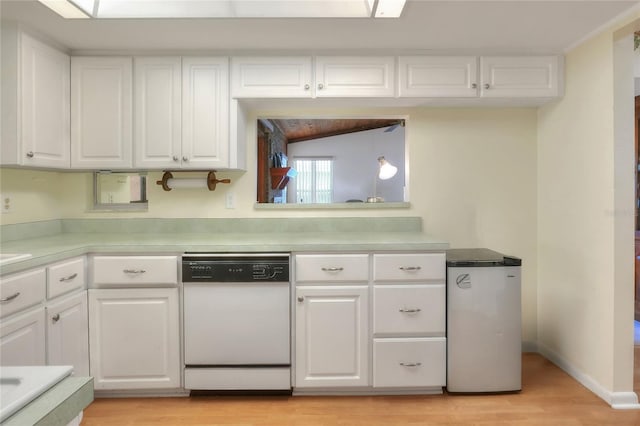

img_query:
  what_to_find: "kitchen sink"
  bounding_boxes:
[0,366,73,422]
[0,253,32,265]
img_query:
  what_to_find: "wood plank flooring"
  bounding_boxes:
[82,354,640,426]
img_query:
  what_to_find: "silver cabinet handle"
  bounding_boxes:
[399,266,421,271]
[0,292,20,303]
[173,155,179,162]
[297,296,304,302]
[321,267,344,272]
[471,83,477,89]
[399,362,422,367]
[59,273,78,282]
[26,151,34,158]
[52,313,61,323]
[318,83,324,90]
[484,83,490,89]
[304,84,310,90]
[123,269,146,274]
[399,308,421,313]
[182,156,189,162]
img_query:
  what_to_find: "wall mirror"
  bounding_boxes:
[256,118,406,206]
[93,172,148,211]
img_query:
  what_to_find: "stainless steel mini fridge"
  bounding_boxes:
[446,248,522,393]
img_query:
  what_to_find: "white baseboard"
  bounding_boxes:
[522,340,538,353]
[537,342,640,410]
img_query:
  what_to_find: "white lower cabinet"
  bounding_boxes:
[0,258,89,377]
[46,291,89,376]
[293,251,446,393]
[295,286,369,388]
[373,338,446,388]
[0,307,46,366]
[88,288,180,390]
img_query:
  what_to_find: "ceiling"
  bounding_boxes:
[1,1,638,53]
[268,119,403,143]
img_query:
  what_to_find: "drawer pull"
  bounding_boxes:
[52,313,61,323]
[399,266,421,271]
[0,292,20,303]
[123,269,146,274]
[399,362,422,367]
[399,308,422,313]
[59,273,78,282]
[321,267,344,272]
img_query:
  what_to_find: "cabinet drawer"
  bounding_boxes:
[92,256,178,286]
[374,285,445,335]
[0,269,46,318]
[373,338,446,388]
[48,257,85,299]
[295,254,369,282]
[373,253,445,282]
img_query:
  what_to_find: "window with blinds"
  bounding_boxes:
[292,157,333,204]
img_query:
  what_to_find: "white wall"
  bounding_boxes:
[537,12,639,405]
[0,107,539,345]
[287,126,405,203]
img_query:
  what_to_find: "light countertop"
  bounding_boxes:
[0,218,449,275]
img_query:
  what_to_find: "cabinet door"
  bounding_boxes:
[480,56,560,98]
[295,286,368,387]
[21,33,70,168]
[315,56,395,98]
[231,56,313,98]
[398,56,477,97]
[182,57,229,169]
[71,56,132,169]
[46,291,89,376]
[88,288,180,390]
[0,307,46,366]
[134,57,182,169]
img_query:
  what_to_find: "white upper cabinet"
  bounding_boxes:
[182,57,230,169]
[134,57,234,169]
[315,56,396,97]
[480,56,561,98]
[134,57,182,169]
[1,28,70,168]
[71,56,133,169]
[398,56,477,98]
[231,56,313,98]
[398,55,561,99]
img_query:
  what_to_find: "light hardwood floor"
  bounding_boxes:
[82,354,640,426]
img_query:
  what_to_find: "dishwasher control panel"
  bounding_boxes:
[182,254,290,282]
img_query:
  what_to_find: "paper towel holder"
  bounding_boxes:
[156,171,231,191]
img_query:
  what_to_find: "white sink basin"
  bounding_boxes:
[0,253,32,265]
[0,365,73,422]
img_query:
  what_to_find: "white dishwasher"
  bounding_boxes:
[446,248,522,393]
[182,253,291,392]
